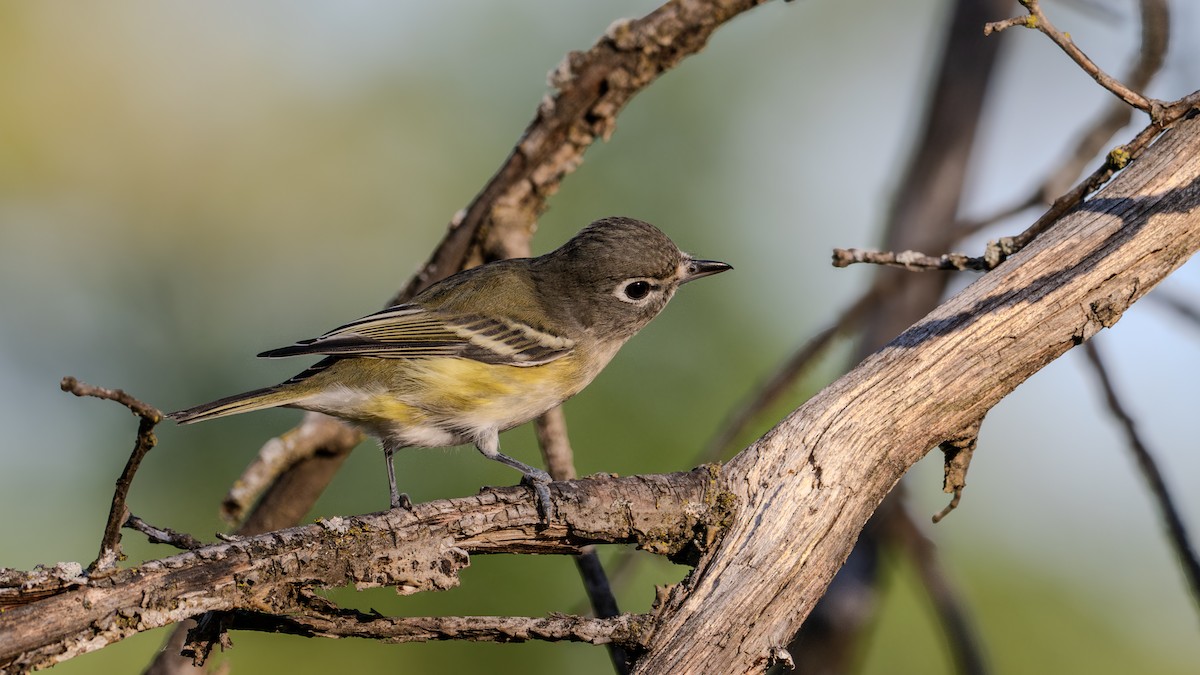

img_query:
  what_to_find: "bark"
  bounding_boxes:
[8,112,1199,673]
[0,471,723,671]
[631,113,1200,673]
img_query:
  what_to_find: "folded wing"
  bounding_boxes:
[258,304,574,367]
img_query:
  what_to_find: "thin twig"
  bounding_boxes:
[61,376,161,422]
[1039,0,1169,200]
[60,376,163,573]
[222,604,645,647]
[984,0,1158,115]
[125,514,204,551]
[837,118,1167,273]
[832,248,991,272]
[849,1,1180,273]
[1001,121,1161,253]
[960,0,1169,239]
[1081,341,1200,617]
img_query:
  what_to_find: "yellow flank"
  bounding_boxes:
[299,353,590,433]
[362,394,420,426]
[406,354,586,425]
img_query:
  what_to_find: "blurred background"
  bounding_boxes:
[2,1,1198,673]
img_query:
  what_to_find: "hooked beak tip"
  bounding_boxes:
[682,258,733,283]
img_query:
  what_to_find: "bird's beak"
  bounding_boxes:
[681,257,733,284]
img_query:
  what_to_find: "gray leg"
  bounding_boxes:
[475,432,552,520]
[382,441,412,510]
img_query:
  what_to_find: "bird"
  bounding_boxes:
[169,216,731,514]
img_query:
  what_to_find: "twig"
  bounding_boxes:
[223,606,644,647]
[1040,0,1169,199]
[932,419,982,524]
[282,589,641,646]
[831,248,991,272]
[60,376,161,421]
[60,376,163,573]
[999,121,1162,255]
[962,0,1171,235]
[837,118,1166,274]
[984,0,1158,115]
[125,514,204,551]
[847,1,1181,274]
[1081,340,1200,617]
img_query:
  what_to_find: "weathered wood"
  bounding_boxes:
[0,470,721,672]
[633,113,1200,673]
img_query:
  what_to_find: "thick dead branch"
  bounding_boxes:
[632,111,1200,674]
[0,470,722,672]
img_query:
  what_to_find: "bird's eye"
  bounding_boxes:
[624,281,651,300]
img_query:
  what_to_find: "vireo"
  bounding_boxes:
[170,217,731,512]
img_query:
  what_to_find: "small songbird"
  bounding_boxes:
[169,217,730,512]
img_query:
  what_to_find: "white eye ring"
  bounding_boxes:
[614,279,657,304]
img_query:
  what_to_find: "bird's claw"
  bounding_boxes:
[520,471,554,525]
[391,491,413,511]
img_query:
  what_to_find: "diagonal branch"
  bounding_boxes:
[1081,340,1200,617]
[634,109,1200,675]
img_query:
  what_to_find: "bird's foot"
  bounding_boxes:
[391,490,413,511]
[520,470,554,525]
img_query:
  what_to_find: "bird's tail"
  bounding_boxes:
[167,385,304,425]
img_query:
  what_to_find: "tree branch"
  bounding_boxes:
[1082,340,1200,617]
[984,0,1158,115]
[149,2,774,670]
[0,470,723,672]
[223,601,643,647]
[59,377,163,573]
[632,111,1200,674]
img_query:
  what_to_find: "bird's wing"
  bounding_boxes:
[257,304,574,367]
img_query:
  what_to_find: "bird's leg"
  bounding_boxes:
[475,433,553,521]
[382,441,412,510]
